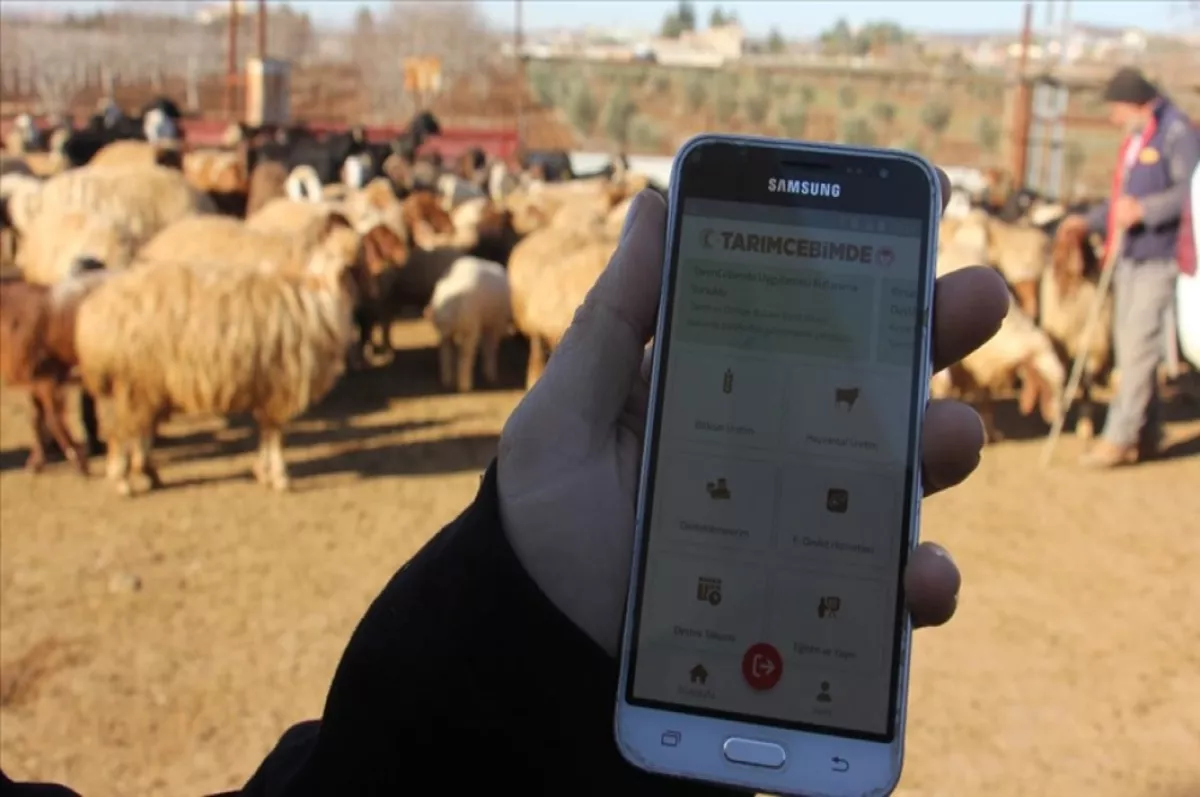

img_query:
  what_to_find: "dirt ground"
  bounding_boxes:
[1,320,1198,797]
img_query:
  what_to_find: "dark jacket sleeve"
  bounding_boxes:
[1140,117,1200,229]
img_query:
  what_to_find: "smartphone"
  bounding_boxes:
[616,134,941,797]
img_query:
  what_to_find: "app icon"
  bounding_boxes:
[834,386,860,412]
[826,488,849,513]
[690,664,709,685]
[876,246,895,267]
[722,368,734,394]
[741,643,783,691]
[706,477,731,500]
[816,681,833,703]
[696,576,723,605]
[701,228,715,249]
[817,596,841,619]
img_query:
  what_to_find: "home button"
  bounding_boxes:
[722,737,786,769]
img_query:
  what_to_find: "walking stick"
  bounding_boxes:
[1039,224,1126,468]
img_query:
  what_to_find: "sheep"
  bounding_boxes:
[436,172,486,211]
[182,147,249,216]
[284,164,324,202]
[352,192,459,361]
[1037,222,1113,439]
[88,138,183,170]
[517,235,616,388]
[74,212,366,496]
[984,215,1052,317]
[245,160,289,217]
[16,209,139,285]
[0,173,45,232]
[0,263,109,474]
[140,212,408,371]
[932,229,1064,442]
[17,164,216,246]
[424,256,512,392]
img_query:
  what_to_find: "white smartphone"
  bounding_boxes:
[616,134,941,797]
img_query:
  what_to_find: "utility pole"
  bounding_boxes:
[515,0,526,155]
[226,0,240,120]
[256,0,267,61]
[1010,0,1035,190]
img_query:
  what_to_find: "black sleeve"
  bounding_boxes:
[238,461,747,796]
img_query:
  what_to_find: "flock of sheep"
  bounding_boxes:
[0,95,1133,498]
[0,102,649,496]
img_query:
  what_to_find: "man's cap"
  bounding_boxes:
[1102,67,1158,105]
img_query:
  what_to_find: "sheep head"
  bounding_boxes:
[306,212,361,288]
[358,223,409,299]
[402,190,455,243]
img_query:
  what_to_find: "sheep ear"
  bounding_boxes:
[323,212,354,236]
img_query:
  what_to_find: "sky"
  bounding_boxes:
[10,0,1194,36]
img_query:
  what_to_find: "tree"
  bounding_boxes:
[661,0,697,38]
[919,99,953,149]
[777,105,808,139]
[629,115,663,151]
[713,86,738,125]
[767,27,786,54]
[742,92,770,126]
[872,101,895,127]
[353,5,375,37]
[840,117,876,147]
[601,84,638,146]
[650,71,672,95]
[568,84,599,134]
[837,85,857,109]
[709,6,733,27]
[975,116,1001,154]
[685,75,708,112]
[798,85,816,104]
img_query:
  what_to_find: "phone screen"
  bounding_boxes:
[627,168,933,742]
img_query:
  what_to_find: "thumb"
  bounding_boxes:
[527,188,667,433]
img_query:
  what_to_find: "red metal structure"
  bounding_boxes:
[0,116,521,161]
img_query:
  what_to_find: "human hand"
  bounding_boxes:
[1112,195,1144,229]
[498,172,1010,655]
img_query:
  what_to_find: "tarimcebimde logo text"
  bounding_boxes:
[700,228,890,266]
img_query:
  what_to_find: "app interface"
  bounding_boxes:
[630,197,927,739]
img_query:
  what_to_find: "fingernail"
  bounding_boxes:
[929,543,955,564]
[620,191,646,242]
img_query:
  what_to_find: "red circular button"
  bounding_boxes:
[741,643,783,690]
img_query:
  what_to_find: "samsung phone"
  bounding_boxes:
[616,135,941,797]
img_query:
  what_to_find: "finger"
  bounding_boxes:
[935,166,952,214]
[921,399,986,496]
[932,266,1009,372]
[905,542,960,628]
[528,189,667,431]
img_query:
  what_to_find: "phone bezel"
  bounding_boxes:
[614,134,942,797]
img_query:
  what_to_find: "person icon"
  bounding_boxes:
[816,681,832,703]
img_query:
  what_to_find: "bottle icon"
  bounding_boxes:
[722,368,734,394]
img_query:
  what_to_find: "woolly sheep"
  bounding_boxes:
[75,213,366,496]
[424,256,512,392]
[246,160,289,217]
[22,164,215,245]
[16,208,139,285]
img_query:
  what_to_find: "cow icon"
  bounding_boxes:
[834,387,860,412]
[876,247,894,267]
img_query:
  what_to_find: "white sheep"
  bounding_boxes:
[424,256,512,392]
[75,213,363,496]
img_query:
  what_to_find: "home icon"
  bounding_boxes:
[689,664,709,685]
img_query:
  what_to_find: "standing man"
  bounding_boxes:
[1062,67,1200,468]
